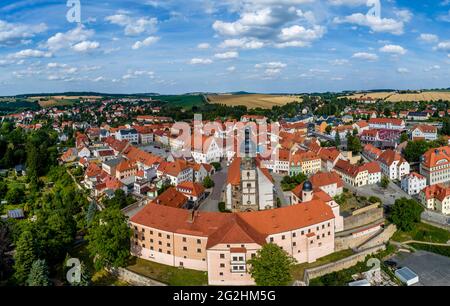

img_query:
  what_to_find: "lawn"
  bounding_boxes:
[391,222,450,244]
[290,249,354,281]
[126,257,208,286]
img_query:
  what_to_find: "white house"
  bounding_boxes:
[77,146,91,158]
[116,128,139,144]
[377,149,410,180]
[410,125,438,141]
[401,172,427,196]
[191,136,222,164]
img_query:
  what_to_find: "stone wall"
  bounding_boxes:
[108,267,167,286]
[304,245,386,285]
[335,224,396,252]
[344,207,384,230]
[355,224,397,252]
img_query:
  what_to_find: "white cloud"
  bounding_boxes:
[255,62,287,69]
[219,38,264,49]
[72,41,100,52]
[397,68,409,74]
[46,25,94,51]
[436,41,450,51]
[189,58,213,65]
[424,65,441,71]
[333,12,409,35]
[327,0,366,6]
[227,66,236,72]
[132,36,160,50]
[214,51,239,59]
[92,76,105,82]
[418,33,439,43]
[105,14,157,36]
[277,25,325,45]
[379,44,407,55]
[8,49,52,59]
[352,52,378,61]
[197,43,211,49]
[329,59,349,66]
[0,20,47,44]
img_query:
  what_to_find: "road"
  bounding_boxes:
[271,173,290,207]
[198,164,227,212]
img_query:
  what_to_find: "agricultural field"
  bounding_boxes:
[154,95,205,109]
[28,95,102,107]
[207,94,302,109]
[344,91,450,102]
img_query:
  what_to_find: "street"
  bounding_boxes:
[345,181,411,206]
[198,163,227,212]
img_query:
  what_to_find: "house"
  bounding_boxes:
[60,148,78,163]
[419,184,450,215]
[333,159,381,187]
[330,125,354,140]
[176,181,206,206]
[152,187,190,209]
[190,162,214,183]
[407,112,429,121]
[410,125,438,141]
[14,164,26,176]
[289,150,321,176]
[240,115,267,124]
[363,144,382,161]
[376,149,410,180]
[102,158,124,177]
[191,135,222,164]
[134,126,154,144]
[77,146,91,159]
[157,159,194,185]
[420,146,450,185]
[317,147,345,172]
[115,160,137,180]
[401,172,427,196]
[352,121,369,135]
[116,128,139,144]
[309,171,344,197]
[94,149,116,162]
[368,118,405,130]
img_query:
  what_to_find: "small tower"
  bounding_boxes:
[302,180,313,202]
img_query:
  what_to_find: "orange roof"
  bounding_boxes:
[412,124,437,134]
[157,159,190,177]
[421,146,450,168]
[310,171,344,189]
[85,162,102,177]
[123,146,162,166]
[422,184,450,201]
[291,150,320,164]
[377,149,406,166]
[152,187,188,208]
[359,161,381,174]
[227,158,242,185]
[177,182,206,197]
[363,144,382,158]
[318,148,341,162]
[116,160,137,172]
[369,118,404,126]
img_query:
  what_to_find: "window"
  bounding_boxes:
[308,229,311,233]
[220,254,225,259]
[167,250,171,255]
[293,242,296,247]
[167,243,171,247]
[197,239,201,244]
[220,263,225,268]
[301,231,304,235]
[141,228,145,233]
[167,235,170,239]
[158,241,162,245]
[322,225,325,229]
[281,235,285,240]
[293,233,296,238]
[197,249,201,253]
[182,237,187,242]
[150,230,153,235]
[158,248,162,252]
[158,233,162,237]
[270,237,274,242]
[219,272,223,276]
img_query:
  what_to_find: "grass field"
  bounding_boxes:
[207,94,302,109]
[126,257,208,286]
[27,95,101,107]
[155,95,205,109]
[344,91,450,102]
[391,222,450,244]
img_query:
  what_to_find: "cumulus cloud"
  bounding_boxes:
[8,49,52,59]
[72,41,100,52]
[189,58,213,65]
[46,25,95,51]
[214,51,239,59]
[219,38,264,49]
[397,68,409,74]
[379,44,407,55]
[0,20,47,45]
[352,52,378,61]
[105,13,157,36]
[132,36,160,50]
[418,33,439,43]
[197,43,211,49]
[333,9,411,35]
[435,41,450,51]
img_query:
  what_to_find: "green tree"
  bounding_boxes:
[5,186,25,204]
[248,243,295,286]
[13,230,38,284]
[346,133,362,154]
[442,117,450,136]
[381,176,390,188]
[86,208,131,270]
[390,198,424,231]
[403,140,431,163]
[203,176,214,189]
[0,220,14,281]
[334,132,341,147]
[26,259,50,286]
[325,125,332,135]
[86,201,97,226]
[211,162,222,171]
[400,132,409,143]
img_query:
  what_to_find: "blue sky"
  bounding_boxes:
[0,0,449,95]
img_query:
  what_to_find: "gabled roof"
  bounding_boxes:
[152,187,188,208]
[177,181,206,197]
[377,149,406,166]
[421,146,450,168]
[310,171,344,188]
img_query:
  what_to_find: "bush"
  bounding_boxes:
[211,162,222,171]
[390,198,424,232]
[203,176,214,189]
[369,196,381,204]
[218,202,226,212]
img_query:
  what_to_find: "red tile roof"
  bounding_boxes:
[177,182,206,197]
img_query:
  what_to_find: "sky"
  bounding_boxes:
[0,0,449,95]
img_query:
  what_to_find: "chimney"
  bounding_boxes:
[187,209,196,223]
[156,199,161,205]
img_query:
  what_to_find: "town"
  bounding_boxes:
[1,92,450,287]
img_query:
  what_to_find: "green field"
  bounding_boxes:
[154,95,205,109]
[391,222,450,244]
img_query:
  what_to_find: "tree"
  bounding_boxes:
[26,259,50,286]
[13,230,38,284]
[381,176,390,188]
[103,189,131,209]
[86,201,97,226]
[281,173,307,191]
[5,186,25,205]
[346,133,362,154]
[403,140,431,163]
[0,220,13,281]
[390,198,424,231]
[86,208,131,270]
[203,176,214,189]
[334,132,341,147]
[400,132,409,143]
[248,243,295,286]
[442,117,450,136]
[211,162,222,171]
[325,125,332,135]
